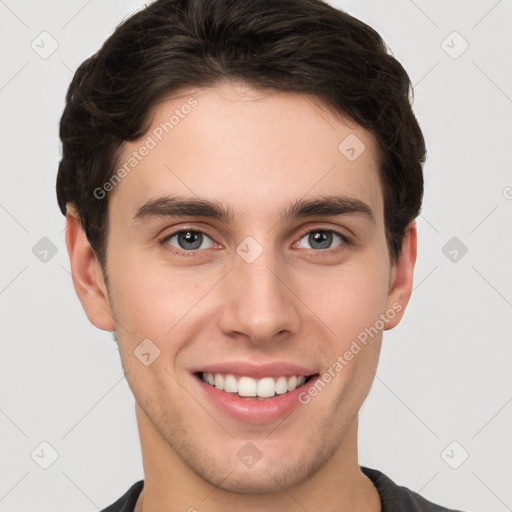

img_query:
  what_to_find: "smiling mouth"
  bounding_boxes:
[195,372,317,400]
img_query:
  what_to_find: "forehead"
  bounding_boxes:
[109,82,384,224]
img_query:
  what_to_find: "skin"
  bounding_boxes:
[65,81,417,512]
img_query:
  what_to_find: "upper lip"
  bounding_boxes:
[191,361,318,379]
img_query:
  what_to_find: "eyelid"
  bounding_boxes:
[159,222,351,257]
[159,224,219,247]
[294,223,351,244]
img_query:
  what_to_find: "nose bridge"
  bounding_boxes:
[218,239,300,342]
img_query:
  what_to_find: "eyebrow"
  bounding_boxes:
[133,195,375,225]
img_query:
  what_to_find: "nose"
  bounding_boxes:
[218,242,301,345]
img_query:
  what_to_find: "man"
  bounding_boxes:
[56,0,464,510]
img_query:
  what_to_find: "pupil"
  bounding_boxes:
[310,231,331,249]
[179,231,202,250]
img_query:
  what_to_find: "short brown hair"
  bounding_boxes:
[56,0,426,269]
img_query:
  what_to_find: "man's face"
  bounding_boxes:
[91,82,410,493]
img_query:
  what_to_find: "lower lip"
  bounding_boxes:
[194,374,319,424]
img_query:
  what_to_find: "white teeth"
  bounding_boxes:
[214,374,224,391]
[257,377,276,398]
[275,376,288,394]
[238,376,257,397]
[224,374,238,393]
[200,372,310,398]
[287,376,298,392]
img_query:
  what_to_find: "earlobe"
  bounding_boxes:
[65,204,116,331]
[384,219,417,330]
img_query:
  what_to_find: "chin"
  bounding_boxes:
[191,448,325,495]
[209,466,306,494]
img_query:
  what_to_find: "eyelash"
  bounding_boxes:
[158,225,350,258]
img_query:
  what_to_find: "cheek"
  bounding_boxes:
[108,236,391,351]
[108,257,204,338]
[302,269,386,411]
[296,259,390,340]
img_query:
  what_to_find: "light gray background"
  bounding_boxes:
[1,0,511,511]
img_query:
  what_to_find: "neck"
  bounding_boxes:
[134,403,381,512]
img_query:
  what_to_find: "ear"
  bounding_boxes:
[64,204,116,331]
[384,219,417,330]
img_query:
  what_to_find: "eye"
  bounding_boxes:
[296,229,347,251]
[162,230,215,252]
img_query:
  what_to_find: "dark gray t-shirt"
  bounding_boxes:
[101,466,465,511]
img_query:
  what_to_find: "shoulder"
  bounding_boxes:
[361,467,466,512]
[100,480,144,512]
